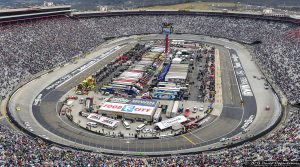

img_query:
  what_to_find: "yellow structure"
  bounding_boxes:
[77,76,95,92]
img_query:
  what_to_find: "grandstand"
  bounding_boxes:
[0,6,299,166]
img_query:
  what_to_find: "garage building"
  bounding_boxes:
[98,96,159,122]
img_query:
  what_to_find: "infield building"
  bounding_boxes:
[98,96,159,121]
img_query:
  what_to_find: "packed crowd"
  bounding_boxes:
[0,14,299,165]
[0,107,298,165]
[0,15,299,103]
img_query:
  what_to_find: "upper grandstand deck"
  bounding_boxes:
[72,10,299,24]
[0,5,71,23]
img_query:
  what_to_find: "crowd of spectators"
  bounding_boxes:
[0,15,299,103]
[0,14,299,165]
[0,107,298,165]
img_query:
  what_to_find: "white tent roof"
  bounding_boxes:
[154,115,187,130]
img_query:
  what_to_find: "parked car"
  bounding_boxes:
[150,129,157,134]
[136,124,146,132]
[86,122,97,128]
[232,136,241,141]
[181,120,191,125]
[142,129,150,133]
[183,108,190,117]
[16,106,21,111]
[122,121,130,130]
[68,96,78,100]
[24,122,30,127]
[189,124,198,129]
[220,138,229,142]
[199,105,204,111]
[192,107,197,113]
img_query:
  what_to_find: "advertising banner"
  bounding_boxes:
[99,102,155,116]
[106,97,158,107]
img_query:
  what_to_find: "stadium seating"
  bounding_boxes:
[0,15,299,165]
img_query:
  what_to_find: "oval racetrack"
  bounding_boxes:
[8,34,281,155]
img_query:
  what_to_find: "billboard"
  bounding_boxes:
[162,23,173,34]
[99,102,155,116]
[131,98,157,107]
[106,97,158,107]
[163,27,172,34]
[106,96,131,104]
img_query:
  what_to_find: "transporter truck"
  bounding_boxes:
[166,101,179,118]
[153,108,162,123]
[85,97,93,112]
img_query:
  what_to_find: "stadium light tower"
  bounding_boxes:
[162,23,173,54]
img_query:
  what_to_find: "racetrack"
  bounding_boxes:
[8,34,281,155]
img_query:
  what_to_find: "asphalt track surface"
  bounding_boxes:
[8,34,280,155]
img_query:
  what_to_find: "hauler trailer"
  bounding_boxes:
[166,101,180,118]
[153,108,162,123]
[85,97,93,112]
[154,115,187,131]
[152,87,181,100]
[112,80,144,90]
[166,101,179,118]
[157,82,177,87]
[101,85,138,95]
[87,113,119,130]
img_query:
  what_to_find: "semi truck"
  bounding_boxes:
[153,108,162,123]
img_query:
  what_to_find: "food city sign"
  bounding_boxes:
[100,102,154,116]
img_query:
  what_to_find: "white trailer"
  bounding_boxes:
[154,115,187,130]
[153,108,162,123]
[171,101,179,118]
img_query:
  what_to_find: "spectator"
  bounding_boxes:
[0,14,299,166]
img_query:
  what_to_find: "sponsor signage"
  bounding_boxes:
[107,97,131,104]
[44,46,123,91]
[131,98,157,107]
[99,102,155,116]
[106,97,157,107]
[230,51,253,97]
[33,94,42,106]
[153,93,176,100]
